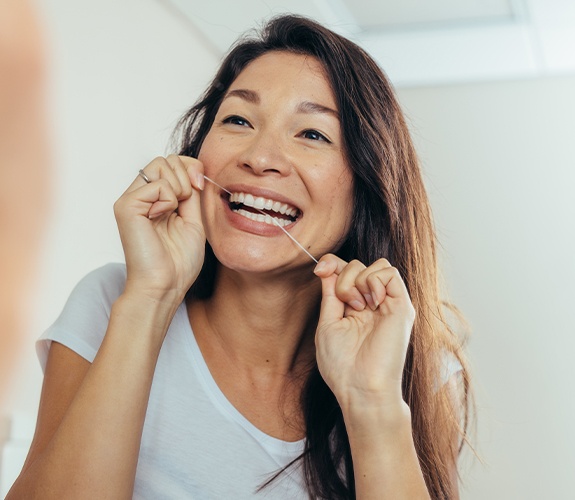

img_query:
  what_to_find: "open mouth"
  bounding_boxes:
[228,192,300,228]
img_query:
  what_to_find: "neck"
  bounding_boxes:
[188,266,320,377]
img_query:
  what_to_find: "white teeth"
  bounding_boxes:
[235,208,292,227]
[244,193,255,206]
[228,191,299,218]
[253,197,265,210]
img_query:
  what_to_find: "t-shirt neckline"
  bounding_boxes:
[177,303,306,461]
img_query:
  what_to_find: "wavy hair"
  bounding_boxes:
[175,14,472,499]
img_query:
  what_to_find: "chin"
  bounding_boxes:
[211,241,280,273]
[211,240,313,276]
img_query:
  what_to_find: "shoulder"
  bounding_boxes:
[36,263,127,367]
[58,262,128,316]
[72,262,127,300]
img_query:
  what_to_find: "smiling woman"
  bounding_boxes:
[197,52,353,270]
[7,14,471,500]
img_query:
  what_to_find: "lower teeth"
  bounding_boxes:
[233,208,292,227]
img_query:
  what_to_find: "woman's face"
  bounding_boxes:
[198,51,354,274]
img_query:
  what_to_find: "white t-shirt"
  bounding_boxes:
[37,263,308,499]
[37,263,462,499]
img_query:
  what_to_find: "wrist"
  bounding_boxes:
[339,390,412,439]
[123,277,186,306]
[112,291,181,341]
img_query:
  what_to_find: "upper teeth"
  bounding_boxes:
[229,192,298,218]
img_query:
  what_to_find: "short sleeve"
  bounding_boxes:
[434,350,463,393]
[36,263,127,371]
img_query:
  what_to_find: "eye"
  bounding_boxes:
[301,129,331,143]
[222,115,251,128]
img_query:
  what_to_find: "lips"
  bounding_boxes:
[226,190,301,228]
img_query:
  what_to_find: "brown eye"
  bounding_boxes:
[223,115,251,127]
[301,129,330,143]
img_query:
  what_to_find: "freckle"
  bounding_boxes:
[266,359,269,363]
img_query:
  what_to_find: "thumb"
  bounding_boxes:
[177,185,202,226]
[317,272,345,328]
[176,156,204,225]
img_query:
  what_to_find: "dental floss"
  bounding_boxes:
[203,175,318,264]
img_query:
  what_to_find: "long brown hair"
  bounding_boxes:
[175,14,472,499]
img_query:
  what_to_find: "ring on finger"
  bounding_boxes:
[138,169,151,184]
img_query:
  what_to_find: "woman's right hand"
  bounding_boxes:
[113,154,206,303]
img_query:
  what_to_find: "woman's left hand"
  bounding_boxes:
[313,254,416,411]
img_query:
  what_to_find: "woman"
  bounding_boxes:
[9,15,470,500]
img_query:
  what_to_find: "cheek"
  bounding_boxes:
[197,133,227,173]
[197,138,215,170]
[320,170,354,239]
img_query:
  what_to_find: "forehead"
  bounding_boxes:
[228,51,337,108]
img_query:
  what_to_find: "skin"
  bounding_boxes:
[0,0,50,400]
[8,52,431,498]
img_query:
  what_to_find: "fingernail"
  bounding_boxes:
[363,293,378,311]
[195,172,204,190]
[314,261,327,274]
[350,299,365,311]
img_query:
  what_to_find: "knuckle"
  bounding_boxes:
[349,259,364,268]
[365,273,378,287]
[113,198,127,218]
[334,280,353,299]
[181,183,193,197]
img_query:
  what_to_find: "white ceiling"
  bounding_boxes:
[341,0,515,29]
[162,0,575,87]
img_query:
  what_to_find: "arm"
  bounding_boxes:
[314,255,432,499]
[7,155,205,499]
[342,377,462,499]
[343,400,430,499]
[8,295,176,499]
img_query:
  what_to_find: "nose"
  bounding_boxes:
[237,128,291,176]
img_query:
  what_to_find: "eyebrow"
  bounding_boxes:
[224,89,339,120]
[296,101,339,120]
[224,89,260,104]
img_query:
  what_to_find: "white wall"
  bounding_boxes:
[2,1,574,498]
[398,77,575,499]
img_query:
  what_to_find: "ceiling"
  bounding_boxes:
[162,0,575,87]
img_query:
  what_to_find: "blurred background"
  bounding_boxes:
[1,0,574,498]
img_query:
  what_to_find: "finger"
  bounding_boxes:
[143,179,179,219]
[366,266,412,313]
[313,253,348,278]
[316,272,345,327]
[176,157,204,223]
[314,254,368,311]
[178,155,205,191]
[354,258,392,310]
[165,154,192,200]
[115,178,179,221]
[333,260,369,311]
[126,156,183,197]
